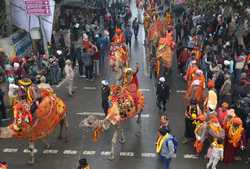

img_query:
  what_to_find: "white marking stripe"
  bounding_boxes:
[141,153,156,158]
[77,112,150,118]
[63,150,78,155]
[82,151,96,155]
[135,114,150,118]
[120,152,134,156]
[100,151,111,156]
[3,148,18,153]
[76,112,105,116]
[139,88,150,92]
[23,149,38,153]
[176,90,186,93]
[83,87,97,90]
[184,154,199,159]
[43,149,58,154]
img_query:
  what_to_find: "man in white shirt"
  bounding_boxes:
[8,77,19,106]
[64,60,74,96]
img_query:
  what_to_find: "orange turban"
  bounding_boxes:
[232,117,242,126]
[208,80,215,89]
[115,28,122,34]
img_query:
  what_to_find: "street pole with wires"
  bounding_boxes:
[38,16,49,56]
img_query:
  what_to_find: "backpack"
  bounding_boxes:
[166,135,178,154]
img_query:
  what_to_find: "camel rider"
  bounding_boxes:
[121,63,139,88]
[101,80,110,116]
[156,77,170,112]
[204,80,217,112]
[77,158,90,169]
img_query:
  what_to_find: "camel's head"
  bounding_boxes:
[79,115,99,128]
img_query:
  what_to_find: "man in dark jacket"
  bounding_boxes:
[101,80,110,116]
[156,77,170,112]
[132,17,139,40]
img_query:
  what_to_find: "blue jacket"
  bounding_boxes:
[160,134,176,159]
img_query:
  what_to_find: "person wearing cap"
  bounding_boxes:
[77,158,90,169]
[101,80,110,116]
[156,77,170,112]
[156,128,176,169]
[64,59,74,96]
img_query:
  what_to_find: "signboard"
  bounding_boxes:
[11,31,32,57]
[11,0,55,42]
[25,0,51,16]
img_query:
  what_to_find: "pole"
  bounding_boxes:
[38,17,49,56]
[5,0,12,36]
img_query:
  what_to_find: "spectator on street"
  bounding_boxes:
[82,48,93,80]
[64,59,74,96]
[0,88,7,121]
[101,80,110,116]
[156,77,170,112]
[132,17,139,40]
[125,25,132,49]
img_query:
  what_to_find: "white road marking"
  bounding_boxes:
[43,149,59,154]
[63,150,78,155]
[139,88,150,92]
[3,148,18,153]
[76,112,105,116]
[23,149,38,153]
[176,90,186,93]
[83,87,97,90]
[82,151,96,155]
[183,154,199,159]
[141,153,156,158]
[234,156,242,161]
[135,114,150,118]
[100,151,111,156]
[120,152,134,157]
[77,112,150,118]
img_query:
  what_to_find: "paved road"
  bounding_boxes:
[0,1,250,169]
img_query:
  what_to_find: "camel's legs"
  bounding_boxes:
[118,125,126,144]
[136,110,142,136]
[109,126,118,160]
[27,141,35,165]
[58,116,69,142]
[42,139,50,149]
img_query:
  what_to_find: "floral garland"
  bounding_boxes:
[228,124,243,147]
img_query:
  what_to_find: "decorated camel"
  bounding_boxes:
[79,66,144,160]
[109,28,129,83]
[0,79,68,164]
[156,29,175,78]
